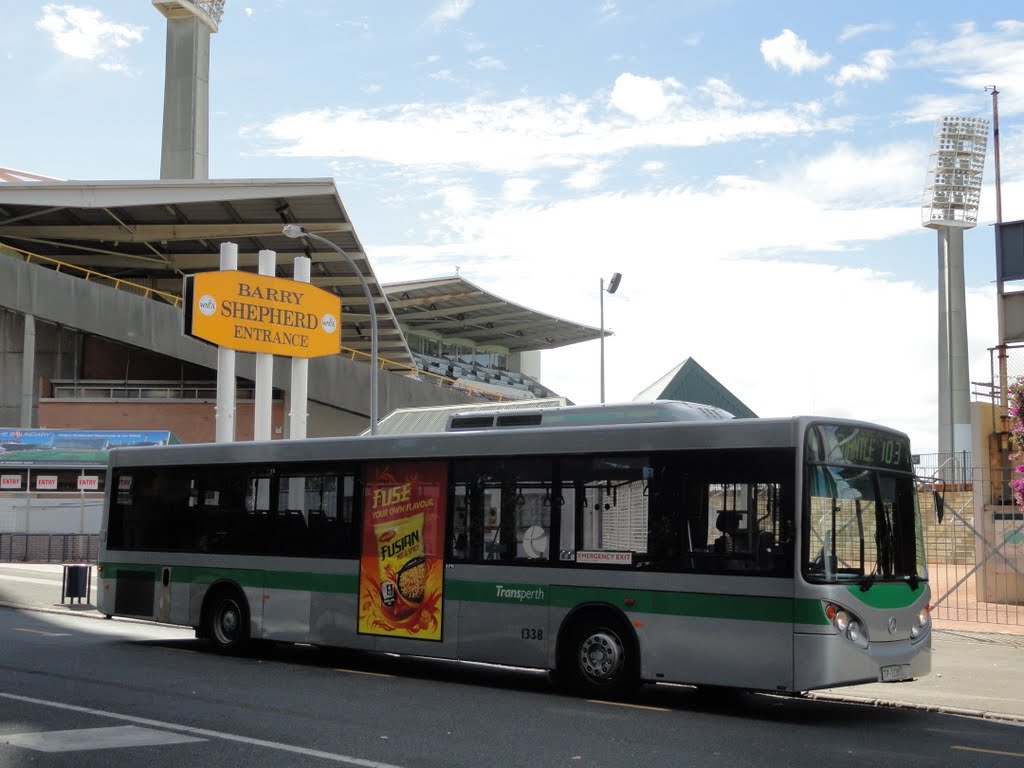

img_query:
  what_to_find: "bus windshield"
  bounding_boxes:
[803,424,926,585]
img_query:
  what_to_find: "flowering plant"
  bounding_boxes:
[1007,378,1024,508]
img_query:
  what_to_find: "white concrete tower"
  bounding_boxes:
[153,1,224,179]
[922,116,989,466]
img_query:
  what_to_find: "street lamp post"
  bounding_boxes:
[282,224,379,434]
[599,272,622,404]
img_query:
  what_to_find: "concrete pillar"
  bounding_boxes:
[156,2,217,179]
[20,313,35,427]
[937,227,971,467]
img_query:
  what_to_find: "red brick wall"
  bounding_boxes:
[38,401,286,443]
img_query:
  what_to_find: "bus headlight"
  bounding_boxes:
[847,621,868,648]
[910,604,931,640]
[824,602,869,649]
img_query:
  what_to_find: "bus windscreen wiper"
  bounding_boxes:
[859,571,877,592]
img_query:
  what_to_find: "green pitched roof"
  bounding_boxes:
[633,358,757,418]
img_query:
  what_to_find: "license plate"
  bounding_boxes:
[881,664,910,682]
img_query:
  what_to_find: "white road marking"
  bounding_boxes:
[952,745,1024,759]
[335,668,393,678]
[2,725,205,752]
[586,699,671,713]
[14,628,71,637]
[0,692,408,768]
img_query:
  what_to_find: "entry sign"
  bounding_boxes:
[36,476,58,490]
[184,270,342,358]
[77,475,99,491]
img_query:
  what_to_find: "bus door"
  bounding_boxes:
[451,461,552,667]
[671,474,795,691]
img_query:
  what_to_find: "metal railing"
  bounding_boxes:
[3,242,512,403]
[0,533,100,563]
[914,452,973,486]
[1,241,183,306]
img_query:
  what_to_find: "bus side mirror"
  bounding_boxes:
[932,490,945,524]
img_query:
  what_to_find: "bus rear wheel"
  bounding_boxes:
[203,587,250,654]
[564,616,639,698]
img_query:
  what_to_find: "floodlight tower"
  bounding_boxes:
[153,1,225,179]
[922,116,989,470]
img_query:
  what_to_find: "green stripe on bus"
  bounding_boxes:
[100,562,830,625]
[99,562,357,594]
[846,582,926,609]
[448,579,828,625]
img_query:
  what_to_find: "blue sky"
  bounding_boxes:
[4,1,1024,453]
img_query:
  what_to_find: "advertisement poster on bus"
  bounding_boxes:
[358,461,447,641]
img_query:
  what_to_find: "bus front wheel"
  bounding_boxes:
[203,587,250,654]
[564,616,639,698]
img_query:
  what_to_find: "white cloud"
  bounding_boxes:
[248,87,844,175]
[641,160,665,172]
[798,141,926,204]
[599,1,620,22]
[697,78,744,109]
[995,20,1024,34]
[503,178,537,202]
[609,73,680,120]
[829,49,894,87]
[472,56,506,70]
[429,69,456,82]
[906,21,1024,116]
[838,23,888,42]
[36,4,144,71]
[761,29,831,74]
[244,7,254,17]
[370,180,996,453]
[898,93,985,125]
[564,162,607,190]
[429,0,473,29]
[437,185,478,215]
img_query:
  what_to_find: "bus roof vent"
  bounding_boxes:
[448,415,497,431]
[495,413,544,428]
[444,400,734,432]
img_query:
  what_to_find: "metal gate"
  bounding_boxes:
[919,469,1023,628]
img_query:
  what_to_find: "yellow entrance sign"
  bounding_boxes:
[185,270,341,358]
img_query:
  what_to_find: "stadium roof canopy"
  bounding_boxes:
[0,177,415,370]
[383,275,606,353]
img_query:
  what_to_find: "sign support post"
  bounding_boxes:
[215,242,237,443]
[289,255,311,441]
[254,249,276,441]
[183,251,341,444]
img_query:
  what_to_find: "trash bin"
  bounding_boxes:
[62,563,91,604]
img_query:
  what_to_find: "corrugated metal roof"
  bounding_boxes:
[383,275,605,353]
[0,177,415,370]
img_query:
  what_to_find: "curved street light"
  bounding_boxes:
[282,224,379,434]
[600,272,621,404]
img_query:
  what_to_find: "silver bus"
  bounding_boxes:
[97,401,931,697]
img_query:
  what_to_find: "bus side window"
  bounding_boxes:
[450,458,552,563]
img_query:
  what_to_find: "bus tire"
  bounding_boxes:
[562,613,639,698]
[202,586,250,654]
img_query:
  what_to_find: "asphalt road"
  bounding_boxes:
[0,599,1022,768]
